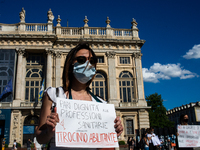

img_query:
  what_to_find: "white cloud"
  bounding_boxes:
[183,44,200,59]
[143,63,199,83]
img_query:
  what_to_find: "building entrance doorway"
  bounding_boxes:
[23,115,39,146]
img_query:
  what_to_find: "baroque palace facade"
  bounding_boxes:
[0,8,150,147]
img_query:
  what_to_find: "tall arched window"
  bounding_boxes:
[119,71,134,102]
[25,54,45,102]
[0,50,15,102]
[92,71,108,101]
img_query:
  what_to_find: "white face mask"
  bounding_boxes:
[73,60,96,84]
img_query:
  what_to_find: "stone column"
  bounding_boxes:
[9,110,22,147]
[106,51,118,106]
[46,49,54,88]
[21,55,26,100]
[15,48,25,100]
[132,55,138,100]
[55,51,62,87]
[133,52,147,106]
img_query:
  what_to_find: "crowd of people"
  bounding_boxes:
[127,114,193,150]
[10,137,42,150]
[127,128,177,150]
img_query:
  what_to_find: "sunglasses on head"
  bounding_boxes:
[74,56,97,65]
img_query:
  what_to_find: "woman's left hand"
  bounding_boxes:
[114,116,123,137]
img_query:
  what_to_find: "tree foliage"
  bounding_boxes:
[146,93,174,128]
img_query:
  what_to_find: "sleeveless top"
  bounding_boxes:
[45,87,106,150]
[145,139,149,147]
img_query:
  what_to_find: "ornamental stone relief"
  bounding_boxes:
[12,114,20,140]
[45,49,54,55]
[133,52,143,59]
[106,51,116,58]
[16,48,25,56]
[55,51,62,58]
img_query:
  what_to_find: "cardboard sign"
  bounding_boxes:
[178,125,200,147]
[55,98,119,148]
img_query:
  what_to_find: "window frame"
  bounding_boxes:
[119,71,134,103]
[25,54,45,102]
[91,71,108,101]
[117,55,132,66]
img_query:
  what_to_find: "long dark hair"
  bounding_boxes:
[62,41,97,92]
[180,114,188,125]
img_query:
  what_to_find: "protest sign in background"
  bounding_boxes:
[55,98,119,148]
[178,125,200,147]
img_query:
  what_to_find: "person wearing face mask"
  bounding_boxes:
[147,127,156,150]
[176,114,192,150]
[35,42,123,150]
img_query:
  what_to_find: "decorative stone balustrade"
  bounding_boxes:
[57,27,134,39]
[0,9,140,40]
[88,28,106,35]
[0,102,42,108]
[119,100,137,107]
[0,23,139,40]
[0,102,12,107]
[60,27,82,35]
[20,102,42,107]
[25,23,48,31]
[0,23,51,32]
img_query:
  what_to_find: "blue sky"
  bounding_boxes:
[0,0,200,110]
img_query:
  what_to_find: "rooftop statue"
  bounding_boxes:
[19,7,26,22]
[47,9,54,23]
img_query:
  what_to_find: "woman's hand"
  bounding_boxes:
[46,107,59,134]
[114,116,123,137]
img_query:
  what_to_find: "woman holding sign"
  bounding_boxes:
[36,42,123,150]
[176,114,192,150]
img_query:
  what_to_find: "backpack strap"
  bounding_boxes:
[56,87,59,97]
[68,87,73,99]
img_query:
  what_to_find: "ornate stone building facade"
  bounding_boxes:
[167,101,200,126]
[0,8,150,147]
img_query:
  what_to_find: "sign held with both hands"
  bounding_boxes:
[55,98,119,148]
[178,125,200,147]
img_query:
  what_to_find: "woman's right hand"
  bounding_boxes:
[46,107,59,134]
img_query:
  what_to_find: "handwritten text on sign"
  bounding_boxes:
[55,98,118,148]
[178,125,200,147]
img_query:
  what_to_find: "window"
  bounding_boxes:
[25,54,45,102]
[0,50,15,102]
[119,71,134,102]
[120,57,130,64]
[92,71,107,101]
[97,56,104,63]
[126,120,134,134]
